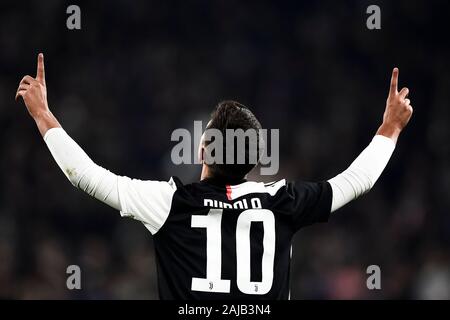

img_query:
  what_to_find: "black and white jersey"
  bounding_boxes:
[118,176,332,300]
[45,127,397,299]
[45,127,396,300]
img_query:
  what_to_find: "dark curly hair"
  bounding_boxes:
[204,100,264,182]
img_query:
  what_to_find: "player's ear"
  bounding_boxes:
[198,132,206,164]
[198,146,206,164]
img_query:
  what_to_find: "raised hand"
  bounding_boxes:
[16,53,49,118]
[16,53,60,136]
[377,68,413,143]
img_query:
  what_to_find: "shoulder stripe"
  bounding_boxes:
[226,179,286,200]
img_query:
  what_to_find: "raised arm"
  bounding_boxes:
[16,54,176,234]
[16,53,124,210]
[328,68,413,212]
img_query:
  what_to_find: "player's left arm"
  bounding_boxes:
[328,67,413,212]
[15,54,175,234]
[15,54,122,208]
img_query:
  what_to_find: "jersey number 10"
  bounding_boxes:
[191,208,275,295]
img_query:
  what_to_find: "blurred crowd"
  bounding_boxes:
[0,0,449,299]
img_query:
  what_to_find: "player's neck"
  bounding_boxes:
[200,165,247,186]
[200,164,211,181]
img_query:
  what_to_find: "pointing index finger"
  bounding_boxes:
[390,67,399,95]
[36,53,46,85]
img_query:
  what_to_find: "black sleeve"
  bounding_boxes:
[286,180,333,231]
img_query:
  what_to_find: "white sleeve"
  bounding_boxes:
[44,127,176,234]
[327,135,395,212]
[117,177,177,233]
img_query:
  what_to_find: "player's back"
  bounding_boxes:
[152,176,332,300]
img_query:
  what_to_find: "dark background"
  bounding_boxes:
[0,0,449,299]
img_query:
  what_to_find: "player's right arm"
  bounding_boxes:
[16,54,176,234]
[327,68,413,212]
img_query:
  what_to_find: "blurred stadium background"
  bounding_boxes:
[0,0,449,299]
